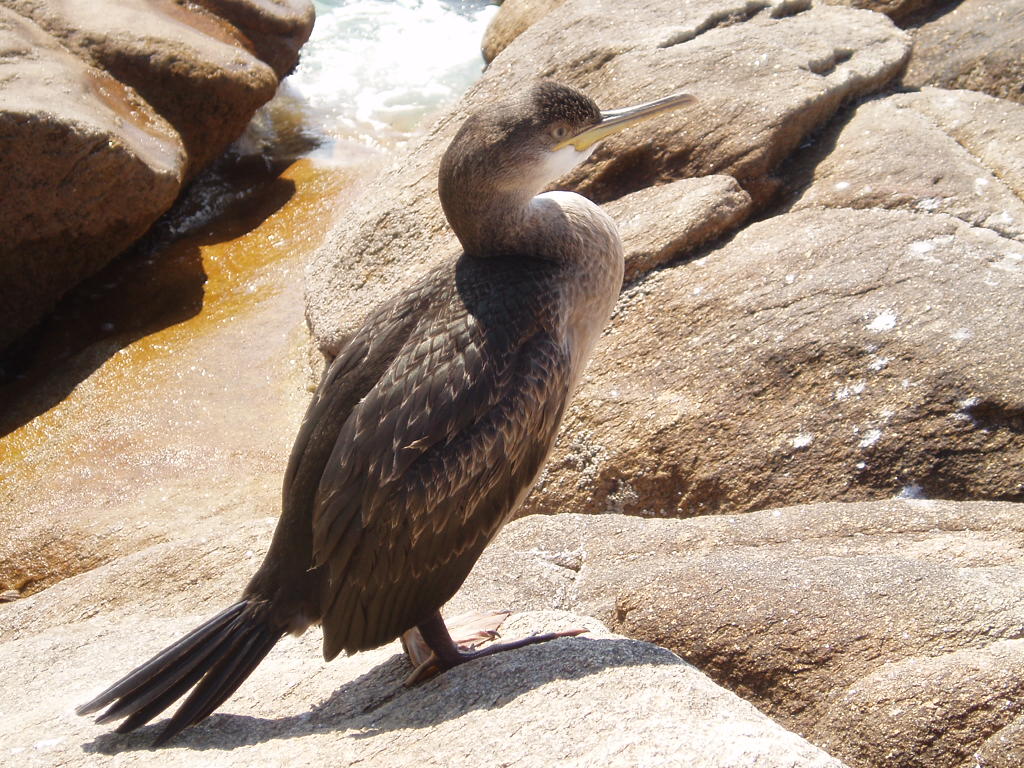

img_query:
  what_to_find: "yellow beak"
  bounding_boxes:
[555,92,697,152]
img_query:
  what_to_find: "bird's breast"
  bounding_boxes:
[530,190,624,388]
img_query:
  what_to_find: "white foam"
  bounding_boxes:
[286,0,497,145]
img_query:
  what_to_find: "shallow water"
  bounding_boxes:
[0,0,492,595]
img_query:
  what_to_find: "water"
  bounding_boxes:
[247,0,497,154]
[0,0,495,596]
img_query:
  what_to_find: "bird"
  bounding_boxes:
[77,80,695,745]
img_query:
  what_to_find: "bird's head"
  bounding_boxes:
[439,81,695,253]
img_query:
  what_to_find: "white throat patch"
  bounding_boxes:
[535,144,598,188]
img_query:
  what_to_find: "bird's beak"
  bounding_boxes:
[555,92,697,152]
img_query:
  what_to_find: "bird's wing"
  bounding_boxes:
[242,273,443,614]
[312,284,572,659]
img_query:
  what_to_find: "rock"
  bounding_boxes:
[193,0,315,78]
[819,0,937,21]
[481,0,566,62]
[5,0,278,175]
[813,640,1024,767]
[0,8,185,352]
[519,206,1024,519]
[902,0,1024,104]
[0,157,331,597]
[0,0,312,354]
[789,88,1024,240]
[0,520,848,767]
[451,500,1024,768]
[608,176,753,282]
[893,87,1024,200]
[307,0,909,355]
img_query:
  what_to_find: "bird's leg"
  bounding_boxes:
[403,610,586,685]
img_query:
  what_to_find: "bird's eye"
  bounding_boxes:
[552,124,569,141]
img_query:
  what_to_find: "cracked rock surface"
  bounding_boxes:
[0,516,847,768]
[903,0,1024,104]
[453,501,1024,768]
[306,0,910,354]
[519,204,1024,519]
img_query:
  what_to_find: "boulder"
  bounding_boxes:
[0,518,848,767]
[480,0,932,65]
[193,0,315,78]
[607,175,753,282]
[451,500,1024,767]
[902,0,1024,104]
[0,8,185,353]
[0,0,312,353]
[5,0,280,175]
[789,88,1024,240]
[481,0,566,62]
[306,0,909,355]
[519,206,1024,519]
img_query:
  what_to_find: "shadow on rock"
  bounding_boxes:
[81,637,673,753]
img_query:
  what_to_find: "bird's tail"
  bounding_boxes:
[76,599,284,745]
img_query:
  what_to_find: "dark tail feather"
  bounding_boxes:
[77,600,284,745]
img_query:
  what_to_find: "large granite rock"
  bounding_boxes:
[0,0,313,353]
[0,517,847,767]
[194,0,315,78]
[452,500,1024,767]
[481,0,566,62]
[306,0,909,355]
[480,0,939,62]
[902,0,1024,104]
[520,205,1024,519]
[0,8,185,353]
[788,88,1024,240]
[5,0,290,175]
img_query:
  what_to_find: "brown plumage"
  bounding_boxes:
[77,80,694,745]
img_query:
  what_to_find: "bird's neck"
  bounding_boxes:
[441,184,575,260]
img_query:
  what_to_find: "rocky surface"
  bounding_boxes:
[821,0,939,21]
[0,0,313,353]
[0,517,847,767]
[903,0,1024,104]
[519,204,1024,519]
[607,175,753,282]
[6,0,1024,766]
[481,0,566,62]
[788,88,1024,239]
[451,501,1024,767]
[307,0,910,354]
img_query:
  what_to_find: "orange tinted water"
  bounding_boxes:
[0,153,376,594]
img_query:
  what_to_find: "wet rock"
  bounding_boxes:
[0,520,848,767]
[902,0,1024,104]
[193,0,315,78]
[518,206,1024,519]
[0,0,312,353]
[6,0,278,175]
[0,158,333,597]
[307,0,909,354]
[452,500,1024,768]
[789,88,1024,240]
[0,8,185,352]
[481,0,566,62]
